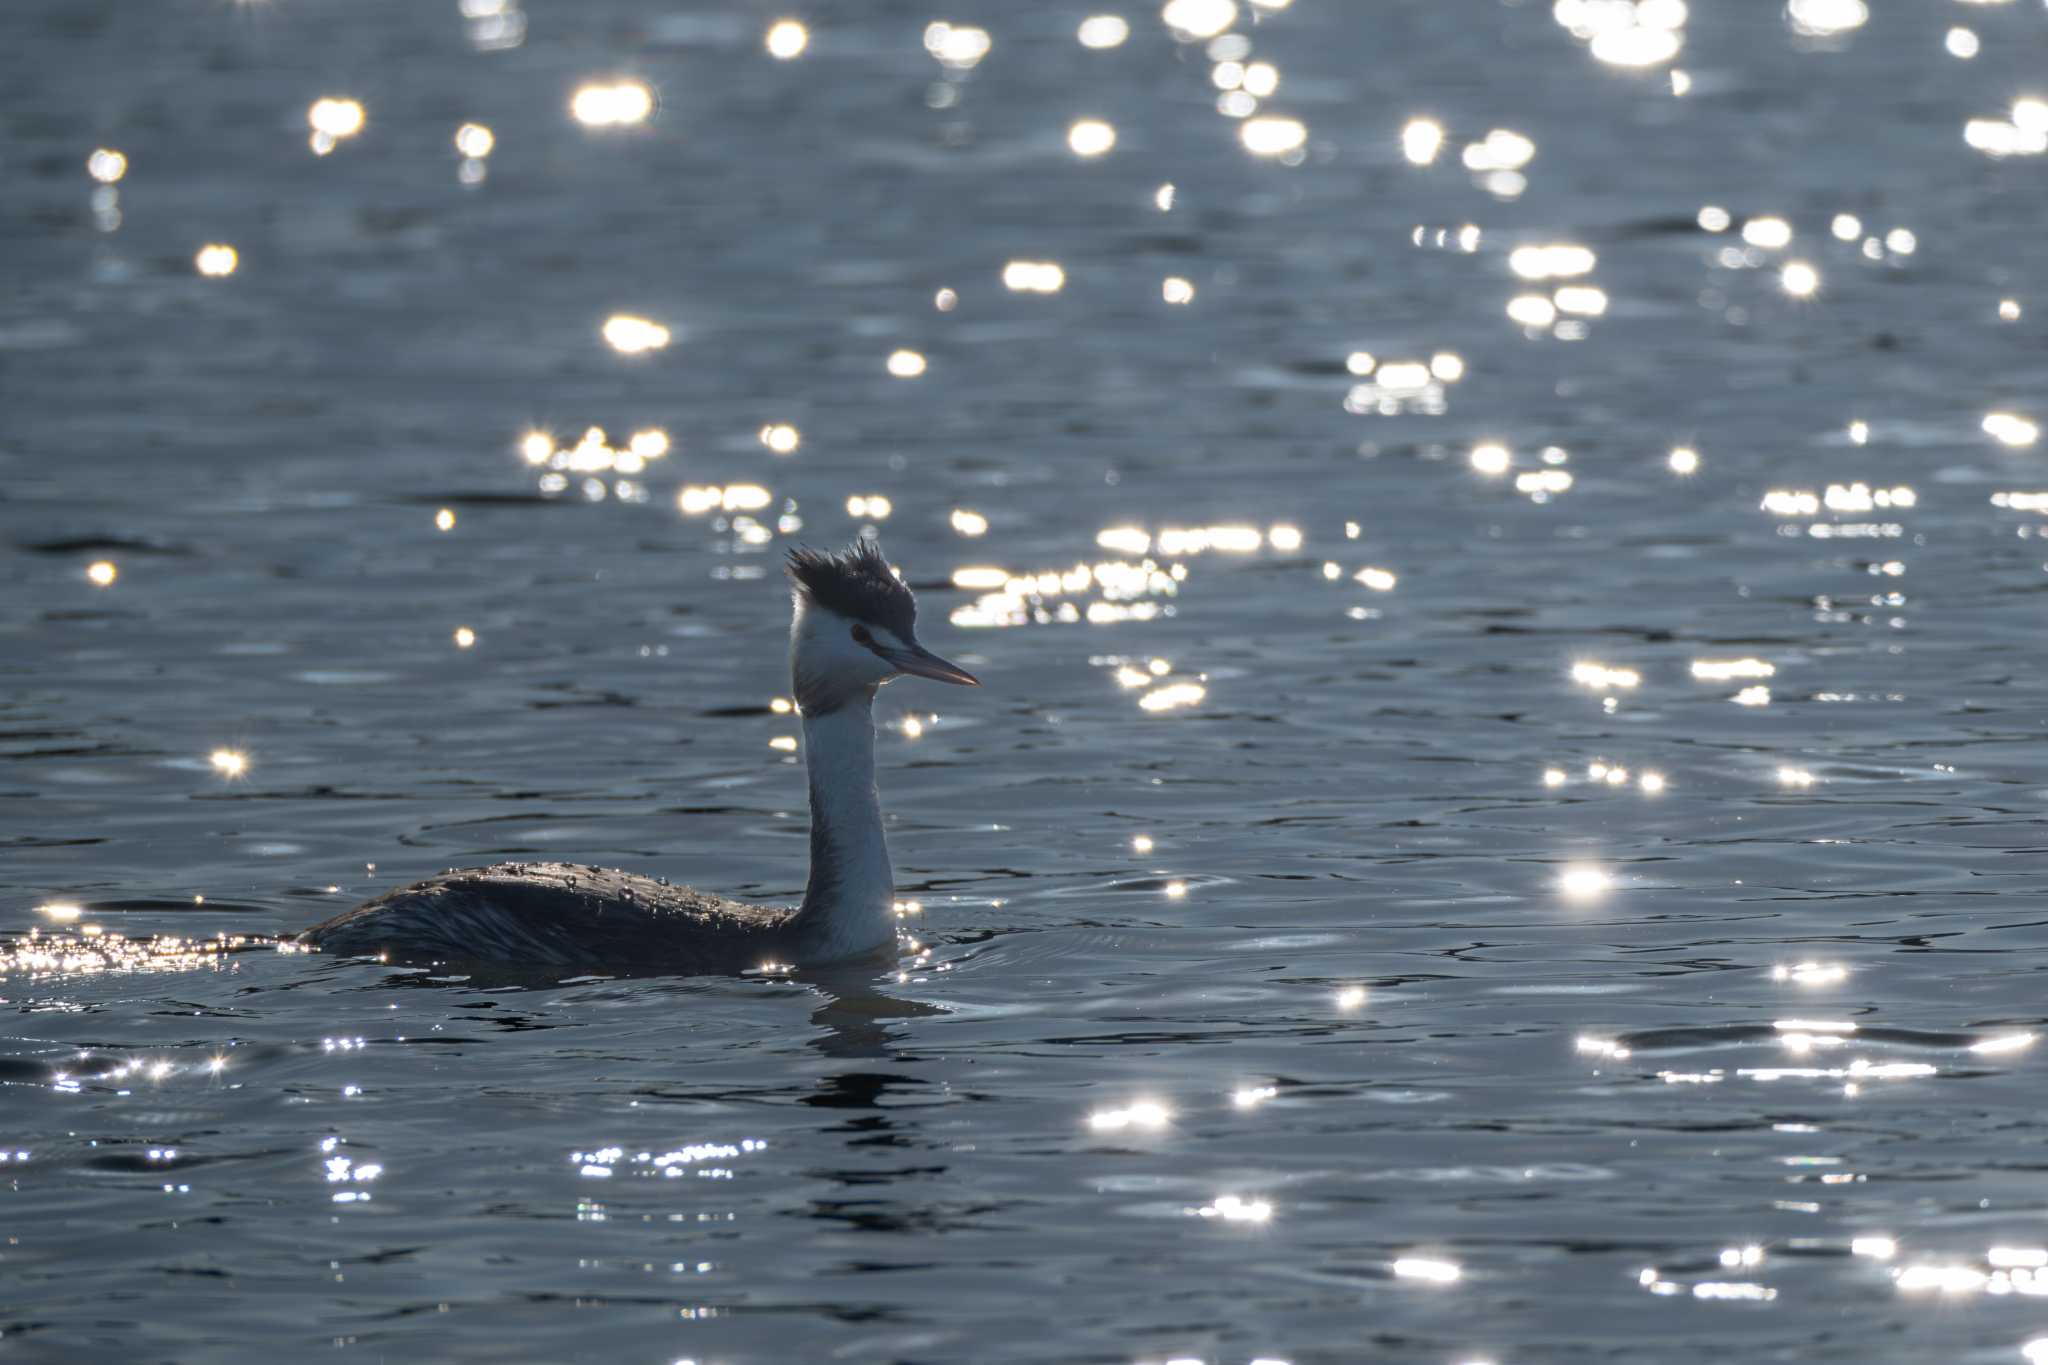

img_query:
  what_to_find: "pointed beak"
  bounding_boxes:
[882,643,980,687]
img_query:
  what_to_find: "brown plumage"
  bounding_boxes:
[301,862,812,973]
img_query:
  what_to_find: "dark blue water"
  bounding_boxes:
[7,2,2048,1361]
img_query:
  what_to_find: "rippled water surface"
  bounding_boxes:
[7,2,2048,1361]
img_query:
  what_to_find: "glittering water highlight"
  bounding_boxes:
[5,1,2048,1361]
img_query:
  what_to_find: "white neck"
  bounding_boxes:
[791,697,895,960]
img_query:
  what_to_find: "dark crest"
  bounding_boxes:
[786,540,917,638]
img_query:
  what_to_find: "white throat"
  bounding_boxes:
[791,697,895,960]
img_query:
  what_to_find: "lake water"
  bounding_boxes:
[6,1,2048,1361]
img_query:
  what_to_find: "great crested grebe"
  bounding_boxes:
[301,540,979,971]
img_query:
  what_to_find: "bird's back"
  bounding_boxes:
[300,861,801,972]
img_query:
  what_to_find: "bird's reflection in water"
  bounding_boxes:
[337,951,947,1060]
[798,963,949,1061]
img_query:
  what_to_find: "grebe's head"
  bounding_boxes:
[786,540,979,714]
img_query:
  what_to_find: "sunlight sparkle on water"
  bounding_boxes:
[1559,865,1610,898]
[434,507,456,531]
[571,80,654,127]
[1593,25,1681,68]
[764,20,808,59]
[1241,117,1307,158]
[1554,0,1686,68]
[454,122,495,158]
[924,22,991,69]
[209,749,247,778]
[1968,114,2048,159]
[1068,119,1117,158]
[1240,63,1280,100]
[1402,118,1444,165]
[1162,276,1195,304]
[1774,961,1848,985]
[759,423,801,454]
[1161,0,1238,41]
[1571,662,1640,690]
[886,349,927,378]
[1392,1256,1462,1284]
[1984,413,2040,448]
[1991,1247,2048,1270]
[1078,15,1129,48]
[1462,129,1535,172]
[194,244,238,277]
[1781,260,1821,297]
[1788,0,1868,38]
[1554,285,1607,316]
[1139,683,1206,712]
[453,627,476,649]
[1002,261,1066,293]
[1194,1194,1272,1223]
[86,560,117,586]
[1470,443,1511,476]
[1516,469,1573,499]
[1742,216,1793,249]
[307,98,365,155]
[951,567,1010,590]
[87,148,126,183]
[1509,244,1596,279]
[1669,446,1700,475]
[679,484,772,515]
[1088,1100,1171,1133]
[602,315,670,353]
[1335,986,1367,1011]
[1693,657,1774,680]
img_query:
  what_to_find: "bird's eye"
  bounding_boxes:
[850,624,873,646]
